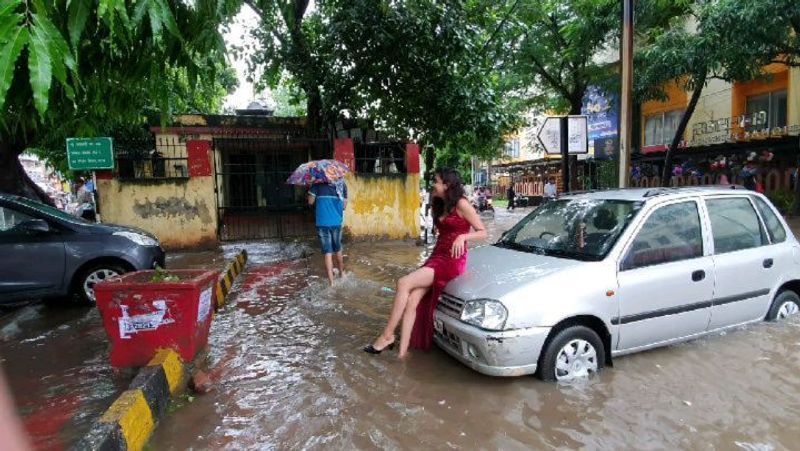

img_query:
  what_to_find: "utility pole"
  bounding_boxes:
[560,116,570,192]
[618,0,634,188]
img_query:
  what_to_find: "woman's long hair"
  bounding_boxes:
[431,168,465,227]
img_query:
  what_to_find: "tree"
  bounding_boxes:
[637,0,799,187]
[503,0,690,189]
[243,0,524,181]
[0,0,239,201]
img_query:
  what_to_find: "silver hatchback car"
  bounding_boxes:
[433,187,800,381]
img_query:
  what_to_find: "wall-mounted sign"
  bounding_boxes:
[67,137,114,170]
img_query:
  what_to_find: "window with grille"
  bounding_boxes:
[115,135,189,180]
[354,143,407,175]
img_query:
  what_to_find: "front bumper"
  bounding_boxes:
[129,245,166,270]
[433,309,551,377]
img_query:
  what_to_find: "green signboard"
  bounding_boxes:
[66,137,114,170]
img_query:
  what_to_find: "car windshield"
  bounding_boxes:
[11,196,89,224]
[497,198,643,261]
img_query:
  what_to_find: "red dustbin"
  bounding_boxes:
[94,269,219,367]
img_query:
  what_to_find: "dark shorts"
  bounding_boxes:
[317,226,343,254]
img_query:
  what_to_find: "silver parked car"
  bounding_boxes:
[434,187,800,381]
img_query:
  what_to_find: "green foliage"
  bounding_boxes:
[0,0,241,189]
[270,74,306,117]
[150,265,180,283]
[768,189,794,214]
[245,0,523,159]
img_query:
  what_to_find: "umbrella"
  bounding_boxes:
[286,159,351,186]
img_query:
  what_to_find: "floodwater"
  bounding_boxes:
[146,207,800,451]
[0,246,254,450]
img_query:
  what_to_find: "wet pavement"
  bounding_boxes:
[142,207,799,451]
[0,246,267,450]
[4,206,800,450]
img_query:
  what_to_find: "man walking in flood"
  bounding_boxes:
[308,180,348,285]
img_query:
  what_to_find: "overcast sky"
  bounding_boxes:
[222,5,261,110]
[222,2,316,111]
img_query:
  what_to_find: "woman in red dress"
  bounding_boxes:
[365,168,487,358]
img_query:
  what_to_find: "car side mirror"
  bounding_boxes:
[501,230,509,239]
[19,219,50,234]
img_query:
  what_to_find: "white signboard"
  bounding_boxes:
[198,287,212,323]
[537,116,589,155]
[118,301,174,339]
[537,117,561,154]
[567,116,588,154]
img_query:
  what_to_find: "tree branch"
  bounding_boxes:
[243,0,263,17]
[480,0,521,55]
[529,53,571,100]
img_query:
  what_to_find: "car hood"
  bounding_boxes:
[78,222,158,240]
[446,244,584,300]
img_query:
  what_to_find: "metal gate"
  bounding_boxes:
[213,136,330,240]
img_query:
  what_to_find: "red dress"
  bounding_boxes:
[410,208,471,350]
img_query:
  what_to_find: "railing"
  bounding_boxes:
[115,135,189,181]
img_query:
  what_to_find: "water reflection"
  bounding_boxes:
[150,208,800,450]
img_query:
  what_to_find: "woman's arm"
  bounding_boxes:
[451,198,488,258]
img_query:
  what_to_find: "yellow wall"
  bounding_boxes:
[789,67,800,126]
[343,174,420,239]
[97,177,218,250]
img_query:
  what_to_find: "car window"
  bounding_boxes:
[753,196,787,243]
[0,206,35,233]
[500,199,641,261]
[706,197,767,254]
[621,201,703,270]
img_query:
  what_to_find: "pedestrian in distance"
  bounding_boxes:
[365,168,487,358]
[506,184,516,211]
[308,179,348,285]
[543,177,557,204]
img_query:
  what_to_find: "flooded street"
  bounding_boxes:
[145,207,800,450]
[0,246,255,450]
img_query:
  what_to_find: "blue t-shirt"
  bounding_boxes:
[309,183,347,227]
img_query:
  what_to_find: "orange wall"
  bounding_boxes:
[732,64,789,120]
[642,81,688,117]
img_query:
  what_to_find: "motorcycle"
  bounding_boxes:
[472,196,495,216]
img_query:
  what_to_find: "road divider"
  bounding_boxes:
[216,249,248,310]
[74,349,187,451]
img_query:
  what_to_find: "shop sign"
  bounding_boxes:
[690,111,800,147]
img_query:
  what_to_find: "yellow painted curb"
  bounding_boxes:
[148,348,185,396]
[99,389,154,451]
[215,249,248,309]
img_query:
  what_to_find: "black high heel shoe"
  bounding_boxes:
[363,342,395,354]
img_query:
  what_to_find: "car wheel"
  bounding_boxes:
[766,290,800,321]
[75,263,127,304]
[538,325,605,382]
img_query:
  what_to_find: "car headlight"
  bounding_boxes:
[461,299,508,331]
[114,231,159,246]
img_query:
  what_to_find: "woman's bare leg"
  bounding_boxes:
[372,267,434,350]
[398,287,428,358]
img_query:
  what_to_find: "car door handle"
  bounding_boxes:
[763,258,774,269]
[691,270,705,282]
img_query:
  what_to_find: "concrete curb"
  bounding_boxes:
[74,349,187,451]
[215,249,248,310]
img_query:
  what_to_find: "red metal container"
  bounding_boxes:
[94,269,219,367]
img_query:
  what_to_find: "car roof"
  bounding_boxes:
[0,193,25,202]
[559,185,755,203]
